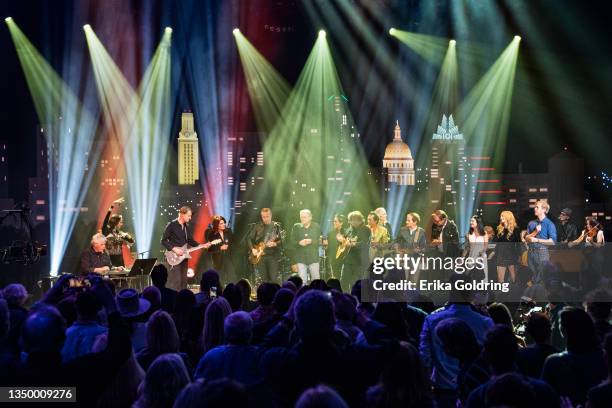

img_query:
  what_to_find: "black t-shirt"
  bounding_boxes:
[291,222,321,264]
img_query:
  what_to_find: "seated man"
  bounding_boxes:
[80,233,115,276]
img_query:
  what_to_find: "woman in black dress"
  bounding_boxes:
[495,210,520,283]
[205,215,234,282]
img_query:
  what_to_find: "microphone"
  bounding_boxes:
[137,250,150,259]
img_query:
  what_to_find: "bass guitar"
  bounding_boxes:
[165,239,221,266]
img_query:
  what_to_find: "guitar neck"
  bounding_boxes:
[186,243,208,254]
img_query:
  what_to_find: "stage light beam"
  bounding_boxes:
[85,26,173,256]
[7,19,99,276]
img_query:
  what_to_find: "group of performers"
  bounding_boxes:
[81,198,607,293]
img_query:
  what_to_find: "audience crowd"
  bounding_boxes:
[0,262,611,408]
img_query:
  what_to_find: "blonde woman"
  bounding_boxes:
[495,211,521,283]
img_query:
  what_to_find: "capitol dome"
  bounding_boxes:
[382,121,415,186]
[384,121,413,160]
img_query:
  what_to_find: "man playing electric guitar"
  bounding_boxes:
[248,208,283,284]
[161,206,211,290]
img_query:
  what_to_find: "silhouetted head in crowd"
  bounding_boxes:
[202,297,232,353]
[309,279,329,291]
[150,264,169,288]
[585,288,612,321]
[3,283,28,308]
[369,344,432,408]
[484,324,519,375]
[282,280,298,293]
[525,312,552,345]
[559,306,600,353]
[485,373,537,408]
[75,290,102,321]
[56,296,77,327]
[295,384,348,408]
[351,279,374,316]
[235,279,252,308]
[200,269,221,295]
[134,353,190,408]
[326,278,342,292]
[0,299,9,339]
[176,378,247,408]
[273,288,294,315]
[142,286,161,312]
[435,317,480,362]
[222,283,242,311]
[287,274,304,290]
[172,378,207,408]
[256,283,279,306]
[21,305,66,354]
[145,310,180,355]
[224,311,253,345]
[175,289,196,315]
[487,302,514,327]
[295,290,335,342]
[373,302,410,342]
[332,291,356,322]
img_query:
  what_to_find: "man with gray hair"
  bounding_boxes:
[194,311,263,386]
[291,209,322,283]
[375,207,393,239]
[80,233,114,275]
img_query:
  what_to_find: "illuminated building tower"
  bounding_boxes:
[383,121,415,186]
[178,112,199,185]
[430,114,466,207]
[326,95,360,207]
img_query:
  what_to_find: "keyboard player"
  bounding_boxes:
[80,233,124,276]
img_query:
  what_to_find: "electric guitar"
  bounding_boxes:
[249,242,267,266]
[165,239,221,266]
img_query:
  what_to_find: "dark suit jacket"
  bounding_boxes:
[161,220,199,250]
[431,219,460,257]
